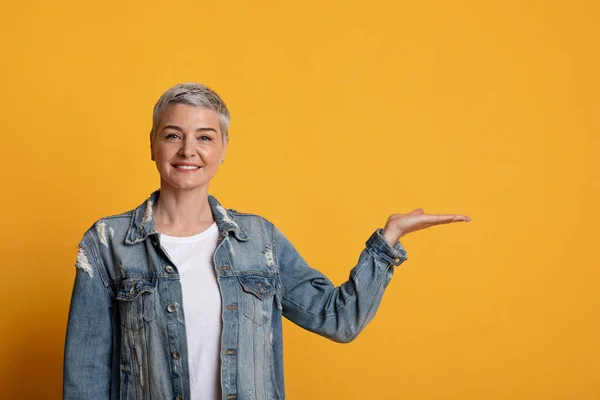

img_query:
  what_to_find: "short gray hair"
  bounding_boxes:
[150,83,230,149]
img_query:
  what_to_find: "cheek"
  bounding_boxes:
[199,147,222,161]
[155,144,175,160]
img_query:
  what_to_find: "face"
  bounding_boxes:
[152,104,227,194]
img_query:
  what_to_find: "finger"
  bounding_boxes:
[418,214,471,224]
[409,208,425,215]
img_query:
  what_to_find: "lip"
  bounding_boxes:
[172,162,201,167]
[171,163,202,172]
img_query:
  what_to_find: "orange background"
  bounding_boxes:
[1,1,599,398]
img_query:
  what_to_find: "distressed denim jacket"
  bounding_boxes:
[63,191,407,400]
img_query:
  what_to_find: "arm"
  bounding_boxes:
[275,209,470,343]
[63,235,114,400]
[275,226,406,343]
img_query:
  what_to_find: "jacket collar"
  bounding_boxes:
[125,190,248,245]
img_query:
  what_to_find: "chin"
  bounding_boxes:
[161,176,211,192]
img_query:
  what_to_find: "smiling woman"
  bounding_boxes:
[152,104,227,195]
[63,82,470,400]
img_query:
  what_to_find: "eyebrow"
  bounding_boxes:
[161,125,218,133]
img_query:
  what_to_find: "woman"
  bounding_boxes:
[63,83,470,400]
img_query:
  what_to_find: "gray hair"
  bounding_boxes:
[150,83,230,151]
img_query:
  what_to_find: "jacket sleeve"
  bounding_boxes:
[275,226,407,343]
[63,232,114,399]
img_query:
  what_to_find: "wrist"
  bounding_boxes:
[381,227,401,247]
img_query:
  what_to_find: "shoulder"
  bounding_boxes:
[75,209,137,285]
[229,207,275,228]
[222,207,279,240]
[79,209,135,248]
[227,208,271,223]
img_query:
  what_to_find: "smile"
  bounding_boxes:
[172,164,202,170]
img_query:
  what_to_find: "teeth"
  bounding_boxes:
[176,165,199,170]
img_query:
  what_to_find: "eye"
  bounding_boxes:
[165,133,180,140]
[198,135,212,141]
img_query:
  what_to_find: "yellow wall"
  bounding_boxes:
[1,0,598,398]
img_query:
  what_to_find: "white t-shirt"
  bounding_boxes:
[160,223,221,400]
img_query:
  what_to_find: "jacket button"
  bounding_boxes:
[167,304,176,313]
[165,266,174,273]
[172,351,181,359]
[176,396,184,400]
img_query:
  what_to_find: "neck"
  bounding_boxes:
[153,183,215,237]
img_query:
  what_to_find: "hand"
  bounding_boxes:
[381,209,470,246]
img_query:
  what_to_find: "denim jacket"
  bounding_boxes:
[63,191,407,400]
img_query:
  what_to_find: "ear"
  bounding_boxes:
[221,137,229,162]
[150,131,155,161]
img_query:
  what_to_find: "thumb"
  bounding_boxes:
[409,208,424,215]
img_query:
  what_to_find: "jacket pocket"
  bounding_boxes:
[116,276,158,331]
[239,274,277,326]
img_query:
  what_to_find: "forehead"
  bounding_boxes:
[159,104,220,131]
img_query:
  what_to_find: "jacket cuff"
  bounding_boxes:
[365,229,408,266]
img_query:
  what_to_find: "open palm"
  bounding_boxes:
[382,209,470,246]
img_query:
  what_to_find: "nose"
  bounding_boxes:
[178,136,196,158]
